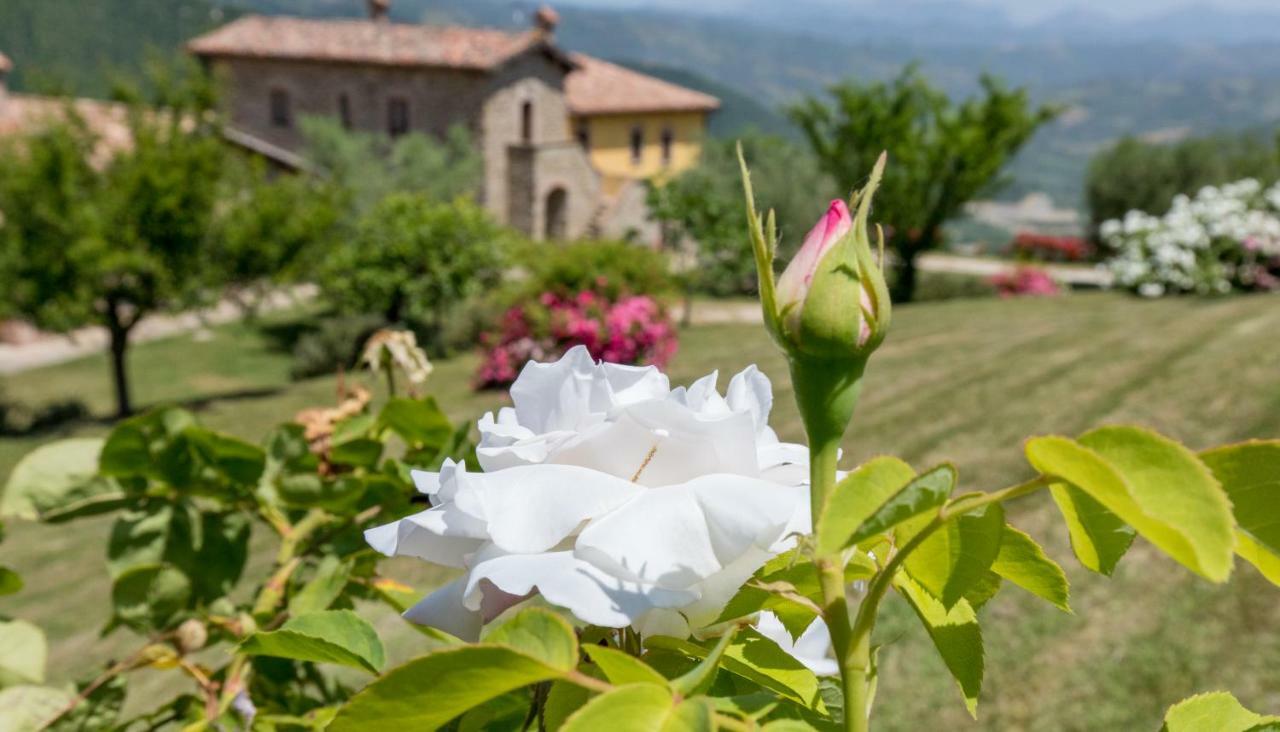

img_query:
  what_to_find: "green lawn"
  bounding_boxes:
[3,293,1280,729]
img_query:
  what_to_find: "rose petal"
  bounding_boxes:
[575,476,804,589]
[463,551,697,628]
[452,464,642,553]
[364,503,488,568]
[403,577,482,642]
[756,612,838,677]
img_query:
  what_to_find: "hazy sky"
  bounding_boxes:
[563,0,1280,22]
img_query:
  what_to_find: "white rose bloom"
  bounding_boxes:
[366,346,811,640]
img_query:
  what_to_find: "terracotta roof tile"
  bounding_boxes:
[0,95,132,165]
[188,15,562,70]
[566,54,719,116]
[187,16,718,116]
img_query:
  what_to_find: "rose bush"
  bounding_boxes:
[474,290,678,388]
[1009,232,1092,262]
[5,151,1280,732]
[989,265,1060,297]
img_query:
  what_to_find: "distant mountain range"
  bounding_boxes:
[557,0,1280,45]
[5,0,1280,211]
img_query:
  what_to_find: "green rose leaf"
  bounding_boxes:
[106,504,248,603]
[717,549,872,641]
[455,691,530,732]
[901,503,1005,610]
[333,413,377,444]
[560,684,714,732]
[815,456,915,555]
[378,397,453,448]
[844,463,956,548]
[1162,691,1279,732]
[50,674,127,732]
[960,571,1003,611]
[646,629,823,712]
[1026,428,1234,582]
[0,620,47,689]
[329,647,574,730]
[110,563,192,633]
[1200,441,1280,586]
[545,680,595,731]
[894,574,983,718]
[1,438,126,522]
[276,474,368,511]
[240,610,385,674]
[583,646,669,687]
[288,556,353,616]
[185,428,266,485]
[1048,483,1135,575]
[990,525,1071,613]
[0,566,22,596]
[329,438,384,470]
[760,721,822,731]
[483,608,579,673]
[0,685,75,731]
[99,424,152,477]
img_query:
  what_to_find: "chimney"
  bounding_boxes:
[0,51,11,112]
[366,0,390,22]
[533,5,559,35]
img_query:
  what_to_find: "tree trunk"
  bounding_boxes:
[107,319,133,419]
[891,249,920,304]
[385,289,405,324]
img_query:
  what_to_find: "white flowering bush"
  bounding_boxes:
[1102,178,1280,296]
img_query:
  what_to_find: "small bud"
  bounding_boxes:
[137,643,180,669]
[739,147,892,448]
[772,155,890,361]
[175,618,208,654]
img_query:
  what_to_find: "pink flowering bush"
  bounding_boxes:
[475,288,678,388]
[989,266,1061,298]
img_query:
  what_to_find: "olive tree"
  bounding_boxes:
[789,67,1057,302]
[317,193,509,353]
[0,65,225,417]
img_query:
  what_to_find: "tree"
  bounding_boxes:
[789,67,1057,302]
[648,132,833,298]
[0,62,225,418]
[317,194,509,353]
[1085,132,1280,238]
[301,117,483,217]
[212,156,344,305]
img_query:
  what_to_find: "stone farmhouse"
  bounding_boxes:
[187,2,721,241]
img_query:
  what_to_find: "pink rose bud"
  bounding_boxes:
[764,154,890,362]
[775,199,854,331]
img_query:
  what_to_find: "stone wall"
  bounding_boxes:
[207,48,579,232]
[476,53,573,227]
[508,141,600,241]
[208,57,493,152]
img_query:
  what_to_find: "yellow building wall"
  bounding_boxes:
[570,111,708,195]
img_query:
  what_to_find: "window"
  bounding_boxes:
[630,125,644,165]
[521,101,533,143]
[387,97,409,137]
[338,93,352,130]
[575,120,590,150]
[661,127,674,165]
[269,88,291,128]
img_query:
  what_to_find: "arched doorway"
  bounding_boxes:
[545,187,567,240]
